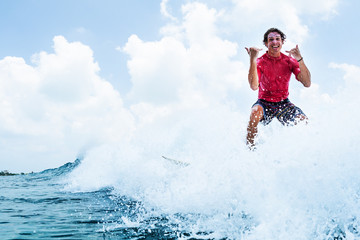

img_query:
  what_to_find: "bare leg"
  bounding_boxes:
[246,105,264,149]
[294,114,308,125]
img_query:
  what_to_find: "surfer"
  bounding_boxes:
[245,28,311,149]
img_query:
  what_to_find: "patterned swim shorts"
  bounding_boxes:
[252,98,306,126]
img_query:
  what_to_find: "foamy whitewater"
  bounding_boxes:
[56,73,360,239]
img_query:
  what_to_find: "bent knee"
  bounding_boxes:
[250,105,264,122]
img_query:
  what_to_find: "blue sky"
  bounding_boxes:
[1,0,360,172]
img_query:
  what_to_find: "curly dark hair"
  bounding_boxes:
[263,28,286,45]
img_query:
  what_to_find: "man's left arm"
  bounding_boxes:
[286,45,311,88]
[297,59,311,87]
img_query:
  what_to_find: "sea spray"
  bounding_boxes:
[65,79,360,239]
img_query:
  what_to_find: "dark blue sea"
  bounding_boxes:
[1,159,201,240]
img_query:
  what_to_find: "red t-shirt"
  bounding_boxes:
[256,52,301,102]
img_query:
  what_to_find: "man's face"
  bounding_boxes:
[265,32,283,56]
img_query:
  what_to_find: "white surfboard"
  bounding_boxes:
[162,156,190,167]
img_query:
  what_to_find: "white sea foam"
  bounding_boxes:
[65,73,360,239]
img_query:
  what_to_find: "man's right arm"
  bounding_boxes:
[245,47,262,90]
[248,59,259,90]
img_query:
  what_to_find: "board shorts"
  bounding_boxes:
[252,98,306,126]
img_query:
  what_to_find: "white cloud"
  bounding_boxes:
[123,34,191,105]
[329,62,360,83]
[160,0,177,21]
[290,0,339,19]
[220,0,339,45]
[123,2,247,110]
[33,36,100,102]
[0,36,135,172]
[328,62,360,107]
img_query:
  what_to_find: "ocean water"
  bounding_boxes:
[1,158,254,240]
[1,160,185,239]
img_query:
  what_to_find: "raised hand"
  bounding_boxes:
[285,45,302,61]
[245,47,262,61]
